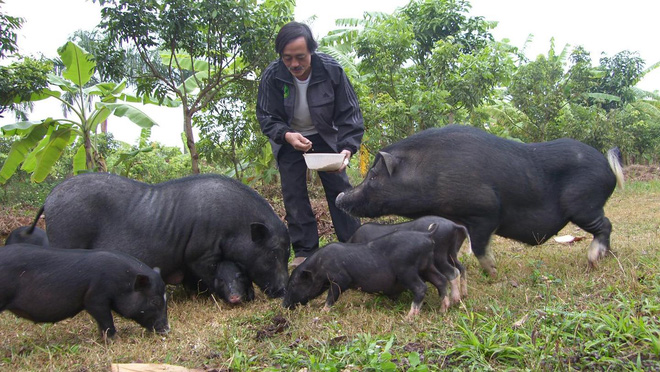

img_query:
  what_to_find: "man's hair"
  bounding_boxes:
[275,22,318,56]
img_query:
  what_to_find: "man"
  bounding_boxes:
[256,21,364,269]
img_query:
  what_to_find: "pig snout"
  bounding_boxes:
[281,296,298,310]
[335,190,371,216]
[154,321,171,335]
[229,294,242,304]
[261,270,288,298]
[265,285,286,298]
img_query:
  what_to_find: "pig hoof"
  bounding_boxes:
[406,309,420,319]
[322,305,332,312]
[460,277,468,298]
[440,296,451,313]
[478,255,498,279]
[451,292,461,305]
[486,267,498,279]
[407,302,422,318]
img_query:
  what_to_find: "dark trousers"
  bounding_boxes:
[277,134,361,257]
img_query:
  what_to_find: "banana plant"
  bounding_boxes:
[0,41,175,183]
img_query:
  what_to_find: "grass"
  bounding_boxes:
[0,180,659,371]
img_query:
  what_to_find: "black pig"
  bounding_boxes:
[5,226,49,247]
[283,229,452,316]
[0,244,169,338]
[183,261,255,305]
[214,261,255,304]
[40,173,290,298]
[348,216,469,305]
[337,125,624,277]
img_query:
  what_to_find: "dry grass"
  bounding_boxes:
[0,180,659,371]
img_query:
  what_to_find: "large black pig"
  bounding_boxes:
[41,173,290,298]
[0,244,169,338]
[348,216,469,305]
[283,228,452,316]
[336,125,625,277]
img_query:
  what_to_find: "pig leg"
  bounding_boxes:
[421,266,451,313]
[448,240,468,298]
[572,212,612,269]
[246,283,255,302]
[400,276,428,318]
[468,224,498,278]
[460,271,468,298]
[323,281,344,311]
[449,254,468,298]
[85,303,117,338]
[434,257,462,305]
[448,267,461,304]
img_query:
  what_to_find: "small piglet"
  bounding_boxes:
[5,226,49,247]
[348,216,469,304]
[181,261,255,304]
[0,244,169,338]
[214,261,255,304]
[283,228,450,317]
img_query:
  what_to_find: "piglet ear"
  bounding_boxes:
[251,222,270,243]
[134,274,151,292]
[379,151,399,177]
[300,269,313,280]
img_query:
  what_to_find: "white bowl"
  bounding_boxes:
[303,153,347,171]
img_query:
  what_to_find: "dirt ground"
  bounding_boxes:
[1,165,658,243]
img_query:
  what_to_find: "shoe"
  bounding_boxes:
[288,256,306,270]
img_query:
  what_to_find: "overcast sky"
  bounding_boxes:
[2,0,659,147]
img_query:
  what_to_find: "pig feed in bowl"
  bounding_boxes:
[303,153,347,172]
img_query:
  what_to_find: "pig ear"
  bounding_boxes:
[134,274,151,292]
[378,151,399,177]
[300,270,313,280]
[251,222,270,243]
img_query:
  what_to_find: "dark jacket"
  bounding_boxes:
[256,52,364,159]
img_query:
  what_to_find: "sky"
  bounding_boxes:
[2,0,659,148]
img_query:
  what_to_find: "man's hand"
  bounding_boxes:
[284,132,312,152]
[336,149,352,173]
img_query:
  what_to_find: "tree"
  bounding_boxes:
[593,51,645,111]
[0,2,51,119]
[0,42,160,183]
[0,57,52,120]
[0,0,21,59]
[327,0,512,154]
[95,0,294,174]
[507,41,570,141]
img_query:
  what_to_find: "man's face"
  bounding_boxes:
[281,36,312,80]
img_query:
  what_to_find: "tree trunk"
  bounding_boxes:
[183,111,200,174]
[84,132,95,170]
